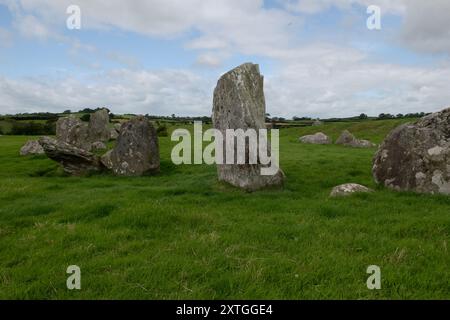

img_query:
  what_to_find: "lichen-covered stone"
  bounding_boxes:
[212,63,284,191]
[88,109,110,143]
[39,136,104,175]
[110,128,119,140]
[20,140,45,156]
[336,130,376,148]
[330,183,373,197]
[299,132,331,145]
[101,117,160,176]
[56,116,91,151]
[373,107,450,195]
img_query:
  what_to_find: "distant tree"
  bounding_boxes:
[79,108,95,114]
[396,113,404,118]
[359,113,368,120]
[157,124,169,137]
[378,113,394,119]
[80,114,91,122]
[63,110,71,114]
[10,120,55,135]
[171,114,176,119]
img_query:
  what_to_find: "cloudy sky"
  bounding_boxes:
[0,0,449,118]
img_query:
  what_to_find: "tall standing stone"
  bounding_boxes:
[101,117,160,176]
[212,63,284,191]
[88,109,111,143]
[373,107,450,195]
[56,116,91,151]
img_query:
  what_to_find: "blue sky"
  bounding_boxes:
[0,0,449,118]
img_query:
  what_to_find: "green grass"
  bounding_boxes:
[0,119,449,299]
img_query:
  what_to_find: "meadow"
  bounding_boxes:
[0,118,449,299]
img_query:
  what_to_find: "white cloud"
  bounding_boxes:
[0,27,13,47]
[283,0,406,15]
[195,52,231,68]
[2,0,300,65]
[0,69,212,116]
[265,43,450,118]
[400,0,450,55]
[13,14,55,39]
[2,43,449,119]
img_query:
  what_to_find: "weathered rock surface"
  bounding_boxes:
[56,116,91,150]
[110,128,119,140]
[335,130,354,145]
[299,132,331,145]
[39,136,104,175]
[114,123,122,132]
[88,109,110,143]
[20,140,45,156]
[336,130,376,148]
[355,139,377,148]
[92,141,107,151]
[330,183,373,197]
[55,109,111,151]
[101,117,160,176]
[373,108,450,195]
[212,63,284,191]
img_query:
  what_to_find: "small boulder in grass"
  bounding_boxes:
[330,183,373,197]
[336,130,376,148]
[20,140,45,156]
[299,132,332,145]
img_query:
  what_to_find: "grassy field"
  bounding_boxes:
[0,118,449,299]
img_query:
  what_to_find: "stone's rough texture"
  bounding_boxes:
[88,109,110,143]
[299,132,331,145]
[355,139,377,148]
[110,128,119,140]
[55,109,111,151]
[56,116,91,150]
[39,136,104,175]
[20,140,45,156]
[92,141,107,151]
[212,63,284,191]
[373,108,450,195]
[330,183,373,197]
[336,130,376,148]
[335,130,354,145]
[101,117,160,176]
[114,123,122,132]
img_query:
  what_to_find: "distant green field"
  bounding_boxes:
[0,118,449,299]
